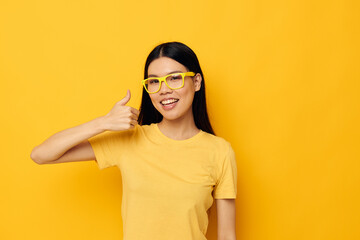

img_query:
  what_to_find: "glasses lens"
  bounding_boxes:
[144,78,160,93]
[165,73,183,89]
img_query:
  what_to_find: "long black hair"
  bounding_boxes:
[137,41,215,135]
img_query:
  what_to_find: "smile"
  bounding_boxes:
[160,98,179,105]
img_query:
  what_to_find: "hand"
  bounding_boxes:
[102,89,140,131]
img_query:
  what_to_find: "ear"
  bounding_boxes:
[193,73,202,92]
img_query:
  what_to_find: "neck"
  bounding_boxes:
[157,110,200,140]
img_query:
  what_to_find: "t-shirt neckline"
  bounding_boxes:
[151,123,205,144]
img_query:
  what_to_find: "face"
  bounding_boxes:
[147,57,202,121]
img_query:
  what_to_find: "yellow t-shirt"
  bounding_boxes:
[88,123,237,240]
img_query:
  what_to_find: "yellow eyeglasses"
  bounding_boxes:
[142,72,196,94]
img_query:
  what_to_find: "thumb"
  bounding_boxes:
[118,89,131,105]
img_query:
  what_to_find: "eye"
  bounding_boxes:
[170,74,182,80]
[148,79,159,84]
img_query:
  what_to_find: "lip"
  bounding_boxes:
[159,97,179,111]
[160,97,179,105]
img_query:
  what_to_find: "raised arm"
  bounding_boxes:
[30,90,139,165]
[30,116,105,164]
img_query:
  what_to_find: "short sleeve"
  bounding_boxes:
[88,127,136,170]
[213,144,238,199]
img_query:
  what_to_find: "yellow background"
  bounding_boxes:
[1,0,359,239]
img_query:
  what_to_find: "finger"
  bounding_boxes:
[130,107,140,116]
[118,89,131,106]
[130,119,138,126]
[130,112,139,121]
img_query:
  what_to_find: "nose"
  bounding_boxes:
[158,80,172,94]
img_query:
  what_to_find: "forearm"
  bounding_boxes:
[218,234,236,240]
[218,236,236,240]
[31,116,106,162]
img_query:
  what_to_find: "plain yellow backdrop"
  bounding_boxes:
[1,0,359,239]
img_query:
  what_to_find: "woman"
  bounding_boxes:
[31,41,237,240]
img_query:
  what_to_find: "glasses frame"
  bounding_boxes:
[142,72,196,94]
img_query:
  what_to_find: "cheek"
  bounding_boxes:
[179,89,195,106]
[183,82,196,97]
[149,95,159,107]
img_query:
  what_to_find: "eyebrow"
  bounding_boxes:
[148,70,182,78]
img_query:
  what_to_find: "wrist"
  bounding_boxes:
[91,115,108,132]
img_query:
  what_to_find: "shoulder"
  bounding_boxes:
[137,123,152,132]
[92,124,143,141]
[200,131,233,154]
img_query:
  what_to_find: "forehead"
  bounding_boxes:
[148,57,187,77]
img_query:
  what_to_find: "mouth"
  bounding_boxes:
[160,98,179,105]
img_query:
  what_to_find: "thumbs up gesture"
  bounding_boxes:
[102,90,140,132]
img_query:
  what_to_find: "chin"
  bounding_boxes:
[152,100,191,121]
[159,111,182,121]
[154,108,182,122]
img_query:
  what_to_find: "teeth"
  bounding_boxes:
[161,99,179,105]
